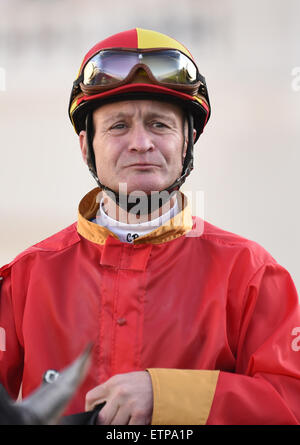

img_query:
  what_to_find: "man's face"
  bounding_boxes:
[79,99,189,195]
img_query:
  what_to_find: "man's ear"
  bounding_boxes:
[79,130,88,164]
[193,128,197,143]
[182,128,197,160]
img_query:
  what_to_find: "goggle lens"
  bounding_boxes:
[82,50,198,87]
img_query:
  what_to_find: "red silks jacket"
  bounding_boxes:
[0,188,300,424]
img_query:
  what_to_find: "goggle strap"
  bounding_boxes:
[85,112,97,178]
[183,113,194,173]
[74,74,84,87]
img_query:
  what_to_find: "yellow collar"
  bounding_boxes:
[77,188,193,245]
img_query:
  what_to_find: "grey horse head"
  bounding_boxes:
[0,344,92,425]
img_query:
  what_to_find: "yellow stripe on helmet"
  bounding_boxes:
[70,98,79,116]
[136,28,193,59]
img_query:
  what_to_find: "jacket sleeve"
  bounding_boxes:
[148,263,300,425]
[0,264,24,399]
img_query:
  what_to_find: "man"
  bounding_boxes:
[1,28,300,425]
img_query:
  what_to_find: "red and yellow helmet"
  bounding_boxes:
[68,28,211,141]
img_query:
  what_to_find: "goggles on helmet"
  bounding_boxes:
[73,48,206,98]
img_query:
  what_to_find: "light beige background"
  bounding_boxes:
[0,0,299,294]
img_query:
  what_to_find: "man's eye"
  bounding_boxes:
[152,121,167,128]
[111,123,126,130]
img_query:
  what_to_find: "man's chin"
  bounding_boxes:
[111,185,161,196]
[120,180,171,196]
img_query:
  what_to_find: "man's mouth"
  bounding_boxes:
[126,163,159,168]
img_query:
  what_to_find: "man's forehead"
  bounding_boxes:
[93,99,184,121]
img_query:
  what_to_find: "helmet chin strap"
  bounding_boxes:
[85,111,194,216]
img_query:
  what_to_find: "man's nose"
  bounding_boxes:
[128,123,154,152]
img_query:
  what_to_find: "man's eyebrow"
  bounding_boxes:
[102,112,132,124]
[146,112,178,125]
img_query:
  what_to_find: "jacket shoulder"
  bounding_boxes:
[0,223,80,277]
[198,218,277,265]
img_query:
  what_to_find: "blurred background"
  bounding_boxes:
[0,0,299,294]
